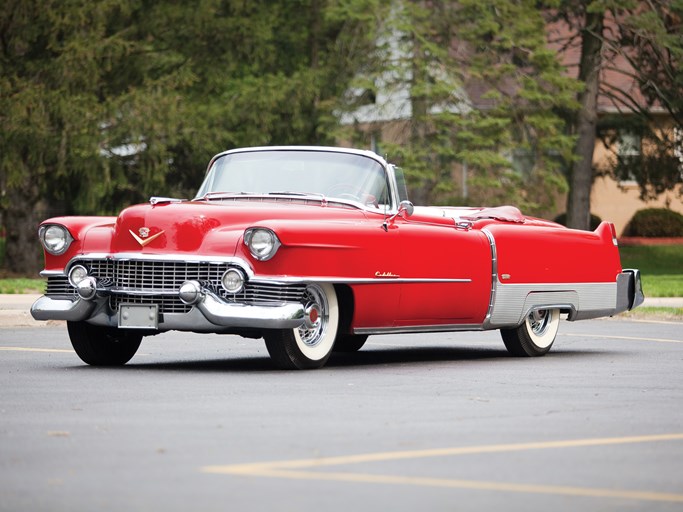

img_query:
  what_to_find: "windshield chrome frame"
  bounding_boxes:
[194,146,400,214]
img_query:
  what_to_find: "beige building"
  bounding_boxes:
[590,141,683,236]
[551,16,683,236]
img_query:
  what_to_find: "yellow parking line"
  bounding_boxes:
[236,469,683,503]
[202,433,683,503]
[0,347,73,353]
[561,333,682,343]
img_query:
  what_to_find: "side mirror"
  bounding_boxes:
[398,200,414,218]
[383,201,414,231]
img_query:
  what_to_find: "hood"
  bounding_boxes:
[110,199,368,255]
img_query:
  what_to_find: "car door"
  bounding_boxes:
[394,213,492,326]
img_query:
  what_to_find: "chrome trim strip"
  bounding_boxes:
[109,288,181,296]
[40,270,66,277]
[481,228,497,329]
[67,254,255,279]
[354,323,485,335]
[251,277,472,285]
[71,252,250,265]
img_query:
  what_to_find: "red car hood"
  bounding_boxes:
[106,200,369,255]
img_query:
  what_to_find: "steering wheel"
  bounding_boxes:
[327,183,364,201]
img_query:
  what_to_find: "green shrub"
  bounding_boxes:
[623,208,683,237]
[553,212,603,231]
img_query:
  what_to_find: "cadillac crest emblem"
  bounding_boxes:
[129,227,164,247]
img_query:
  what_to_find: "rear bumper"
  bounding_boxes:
[614,269,645,315]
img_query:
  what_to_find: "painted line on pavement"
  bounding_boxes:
[560,333,682,343]
[202,433,683,503]
[0,346,73,353]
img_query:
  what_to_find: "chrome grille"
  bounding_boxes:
[46,258,307,313]
[46,276,77,298]
[113,260,227,291]
[230,282,306,305]
[110,294,191,314]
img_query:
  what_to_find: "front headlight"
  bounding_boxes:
[39,225,73,256]
[68,265,89,287]
[244,228,281,261]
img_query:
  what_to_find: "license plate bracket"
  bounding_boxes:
[118,304,159,329]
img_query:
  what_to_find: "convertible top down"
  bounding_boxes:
[31,146,644,369]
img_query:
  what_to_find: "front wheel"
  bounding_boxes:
[333,334,368,353]
[500,308,560,357]
[263,283,339,369]
[67,321,143,366]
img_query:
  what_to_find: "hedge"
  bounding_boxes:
[623,208,683,237]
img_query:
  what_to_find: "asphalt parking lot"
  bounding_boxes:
[1,317,682,512]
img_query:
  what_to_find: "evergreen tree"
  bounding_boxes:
[336,0,579,215]
[0,0,378,273]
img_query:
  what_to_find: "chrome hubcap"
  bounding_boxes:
[298,285,328,347]
[528,309,551,336]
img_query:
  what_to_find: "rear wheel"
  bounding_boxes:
[67,321,142,366]
[501,308,560,357]
[263,283,339,369]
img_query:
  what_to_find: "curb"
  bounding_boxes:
[0,294,59,328]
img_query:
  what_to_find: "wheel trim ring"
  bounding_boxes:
[525,308,559,349]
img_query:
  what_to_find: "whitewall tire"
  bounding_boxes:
[263,283,339,369]
[500,308,560,357]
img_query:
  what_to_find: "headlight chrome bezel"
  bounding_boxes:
[67,264,89,288]
[244,228,281,261]
[221,268,246,294]
[39,224,74,256]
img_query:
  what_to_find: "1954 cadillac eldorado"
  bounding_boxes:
[31,146,644,369]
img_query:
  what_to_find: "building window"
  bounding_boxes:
[674,127,683,178]
[617,130,641,184]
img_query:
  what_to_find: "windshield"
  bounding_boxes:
[196,150,392,209]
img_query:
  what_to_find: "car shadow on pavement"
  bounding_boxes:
[63,345,617,373]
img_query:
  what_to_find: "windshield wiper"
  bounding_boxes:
[267,191,326,198]
[199,191,256,200]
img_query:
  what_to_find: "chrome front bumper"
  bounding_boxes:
[31,288,306,332]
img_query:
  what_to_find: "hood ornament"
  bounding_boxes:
[130,227,164,247]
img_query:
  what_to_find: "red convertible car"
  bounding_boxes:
[31,146,643,369]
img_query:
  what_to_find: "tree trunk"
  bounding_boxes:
[2,185,44,276]
[3,210,43,276]
[409,35,434,206]
[566,10,604,231]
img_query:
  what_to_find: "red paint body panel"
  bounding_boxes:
[485,221,622,284]
[40,216,116,272]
